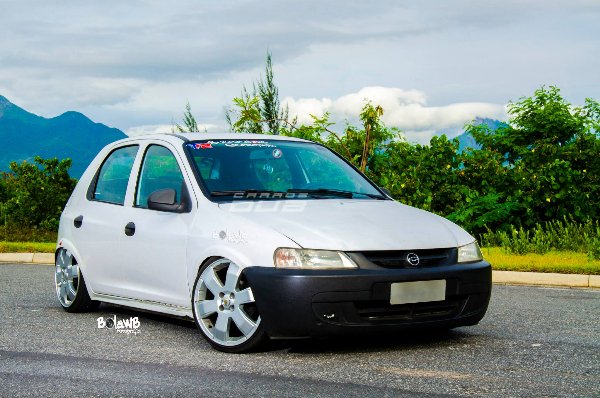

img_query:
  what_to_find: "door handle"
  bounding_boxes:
[124,222,136,236]
[74,215,83,228]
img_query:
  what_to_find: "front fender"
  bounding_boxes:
[186,243,265,297]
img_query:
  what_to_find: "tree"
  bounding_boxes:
[175,102,202,133]
[225,92,264,134]
[225,52,293,134]
[0,174,7,204]
[2,156,76,230]
[256,52,290,134]
[465,86,600,227]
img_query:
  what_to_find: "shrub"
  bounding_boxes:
[1,156,76,231]
[481,219,600,256]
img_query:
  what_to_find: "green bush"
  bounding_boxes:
[481,218,600,257]
[588,238,600,261]
[1,156,75,232]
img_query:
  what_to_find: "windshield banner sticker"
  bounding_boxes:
[188,140,276,149]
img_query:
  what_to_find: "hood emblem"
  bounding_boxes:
[406,252,420,267]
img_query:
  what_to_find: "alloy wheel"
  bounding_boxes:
[55,248,79,307]
[193,259,261,347]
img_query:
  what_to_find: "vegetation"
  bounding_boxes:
[0,241,55,253]
[174,102,202,133]
[1,53,599,275]
[225,52,293,135]
[0,156,74,243]
[481,218,600,259]
[483,247,600,275]
[224,55,599,244]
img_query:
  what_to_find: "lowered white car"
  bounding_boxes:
[55,133,491,352]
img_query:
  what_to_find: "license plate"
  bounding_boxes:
[390,280,446,305]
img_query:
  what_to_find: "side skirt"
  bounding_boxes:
[91,292,194,319]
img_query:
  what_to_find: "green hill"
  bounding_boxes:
[0,95,126,178]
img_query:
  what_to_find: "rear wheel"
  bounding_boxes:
[192,258,267,353]
[55,248,99,312]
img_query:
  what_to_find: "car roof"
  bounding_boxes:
[112,132,312,146]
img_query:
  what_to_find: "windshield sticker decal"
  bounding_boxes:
[272,148,282,158]
[194,143,212,149]
[189,140,276,149]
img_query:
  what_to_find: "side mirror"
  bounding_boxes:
[147,186,190,213]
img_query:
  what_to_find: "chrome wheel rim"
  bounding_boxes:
[193,259,261,347]
[55,249,79,307]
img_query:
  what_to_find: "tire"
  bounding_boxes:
[192,258,267,353]
[55,248,99,313]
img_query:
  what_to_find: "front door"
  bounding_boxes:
[117,143,195,308]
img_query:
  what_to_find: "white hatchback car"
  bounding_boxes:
[55,133,491,352]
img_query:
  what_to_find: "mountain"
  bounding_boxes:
[454,117,507,152]
[0,95,126,178]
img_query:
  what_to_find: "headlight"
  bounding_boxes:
[274,248,358,269]
[457,241,483,263]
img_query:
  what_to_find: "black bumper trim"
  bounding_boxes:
[244,261,492,338]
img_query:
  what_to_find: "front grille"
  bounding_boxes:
[313,297,470,326]
[354,298,464,322]
[359,248,455,269]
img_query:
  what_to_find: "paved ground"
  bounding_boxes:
[0,264,598,397]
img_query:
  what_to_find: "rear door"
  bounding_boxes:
[73,144,140,296]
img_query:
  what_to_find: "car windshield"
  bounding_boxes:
[185,139,386,200]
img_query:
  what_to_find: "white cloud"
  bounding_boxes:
[126,124,173,136]
[0,0,596,134]
[283,87,507,143]
[126,123,222,136]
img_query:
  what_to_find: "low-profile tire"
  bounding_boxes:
[55,248,99,313]
[192,258,267,353]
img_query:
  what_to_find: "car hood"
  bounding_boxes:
[218,199,474,251]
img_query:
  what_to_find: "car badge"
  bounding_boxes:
[406,252,420,267]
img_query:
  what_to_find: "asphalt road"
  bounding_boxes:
[0,264,598,398]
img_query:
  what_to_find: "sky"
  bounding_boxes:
[0,0,598,143]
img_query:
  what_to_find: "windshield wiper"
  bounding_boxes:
[286,188,387,200]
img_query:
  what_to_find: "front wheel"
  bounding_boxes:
[55,248,99,312]
[192,258,267,353]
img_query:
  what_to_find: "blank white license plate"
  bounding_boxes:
[390,280,446,305]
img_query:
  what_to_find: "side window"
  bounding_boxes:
[136,145,185,208]
[92,145,138,205]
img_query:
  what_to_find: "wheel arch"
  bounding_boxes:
[187,244,257,297]
[54,239,93,292]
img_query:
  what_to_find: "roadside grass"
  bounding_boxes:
[483,247,600,275]
[0,241,55,253]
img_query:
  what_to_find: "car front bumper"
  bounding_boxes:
[244,261,491,338]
